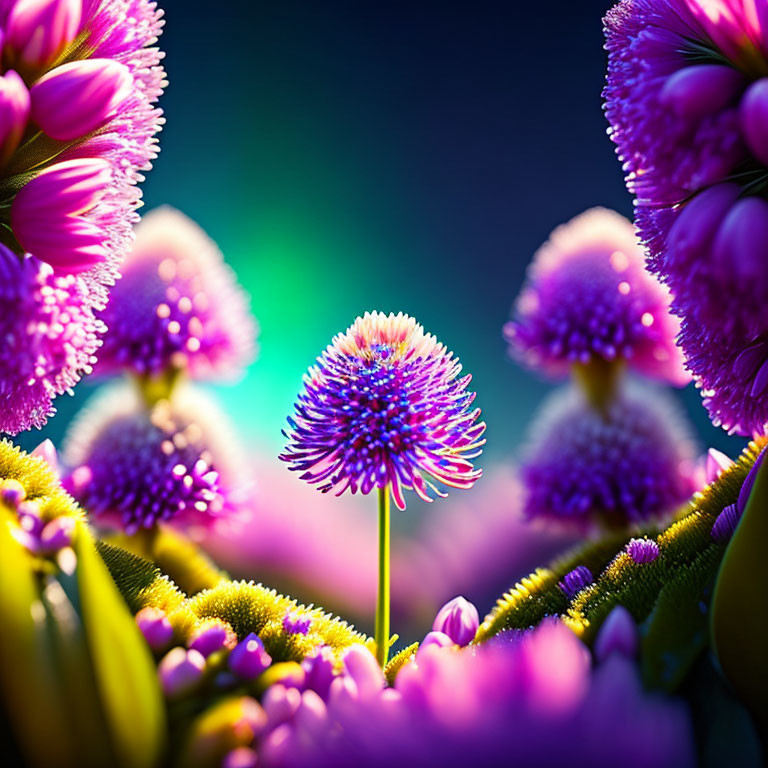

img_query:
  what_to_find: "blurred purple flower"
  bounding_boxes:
[257,621,694,768]
[521,382,697,528]
[431,596,479,647]
[0,0,165,431]
[62,382,249,536]
[280,311,485,510]
[604,0,768,434]
[504,208,687,385]
[95,207,257,380]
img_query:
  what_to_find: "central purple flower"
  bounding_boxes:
[604,0,768,434]
[280,311,486,510]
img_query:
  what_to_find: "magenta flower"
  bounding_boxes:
[0,0,165,433]
[280,311,486,511]
[62,382,249,536]
[504,208,687,386]
[0,244,103,432]
[256,621,694,768]
[521,382,697,528]
[431,596,479,647]
[604,0,768,434]
[94,207,257,380]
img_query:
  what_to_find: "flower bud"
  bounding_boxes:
[418,631,454,656]
[31,59,132,141]
[135,607,173,652]
[712,196,768,285]
[158,647,205,698]
[593,605,638,663]
[282,610,311,635]
[301,647,335,701]
[228,633,272,680]
[432,596,479,647]
[0,478,26,507]
[5,0,82,70]
[740,78,768,167]
[705,447,734,484]
[625,537,660,564]
[660,64,743,121]
[188,620,235,658]
[342,645,384,699]
[0,70,30,166]
[39,515,74,551]
[558,565,593,599]
[11,158,110,272]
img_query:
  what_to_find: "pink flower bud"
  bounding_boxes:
[228,633,272,680]
[31,438,59,474]
[705,448,734,485]
[741,78,768,166]
[39,515,75,551]
[5,0,83,70]
[135,607,173,652]
[432,596,479,647]
[0,70,29,166]
[31,59,133,141]
[158,647,205,698]
[11,158,110,272]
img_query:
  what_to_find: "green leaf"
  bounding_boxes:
[75,522,166,768]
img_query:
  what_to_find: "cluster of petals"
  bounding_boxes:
[280,312,486,510]
[95,206,257,380]
[255,620,693,768]
[604,0,768,433]
[0,0,165,432]
[520,382,697,527]
[505,207,687,386]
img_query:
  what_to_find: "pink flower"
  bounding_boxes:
[0,70,29,166]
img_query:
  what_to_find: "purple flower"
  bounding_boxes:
[94,207,257,381]
[0,0,165,431]
[0,244,103,434]
[135,607,173,652]
[521,382,696,528]
[188,620,236,658]
[62,382,248,535]
[594,605,639,663]
[256,621,694,768]
[228,633,272,680]
[432,596,479,647]
[504,208,687,385]
[625,538,660,564]
[558,566,593,599]
[158,647,206,699]
[283,611,312,636]
[280,311,486,510]
[604,0,768,435]
[711,445,765,541]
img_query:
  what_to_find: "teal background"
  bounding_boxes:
[18,0,746,462]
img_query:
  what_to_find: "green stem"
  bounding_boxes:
[375,485,391,668]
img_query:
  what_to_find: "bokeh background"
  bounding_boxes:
[16,0,748,629]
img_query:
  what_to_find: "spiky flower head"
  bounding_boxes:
[604,0,768,434]
[95,207,257,380]
[280,311,486,510]
[0,244,103,432]
[62,382,248,536]
[504,208,687,385]
[521,382,697,528]
[0,0,165,430]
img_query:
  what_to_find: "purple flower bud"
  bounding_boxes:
[660,64,744,121]
[705,448,734,485]
[558,566,593,599]
[301,646,336,701]
[158,647,205,698]
[711,503,741,543]
[282,610,311,635]
[712,197,768,286]
[0,479,26,507]
[11,159,111,273]
[432,596,479,647]
[625,538,660,564]
[738,448,766,515]
[0,70,29,166]
[740,78,768,167]
[30,58,133,141]
[262,684,301,730]
[188,621,235,658]
[5,0,83,70]
[135,607,173,652]
[418,631,455,655]
[39,516,75,552]
[594,605,638,663]
[228,633,272,680]
[221,747,259,768]
[17,501,43,537]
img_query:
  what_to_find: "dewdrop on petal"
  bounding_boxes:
[95,207,257,381]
